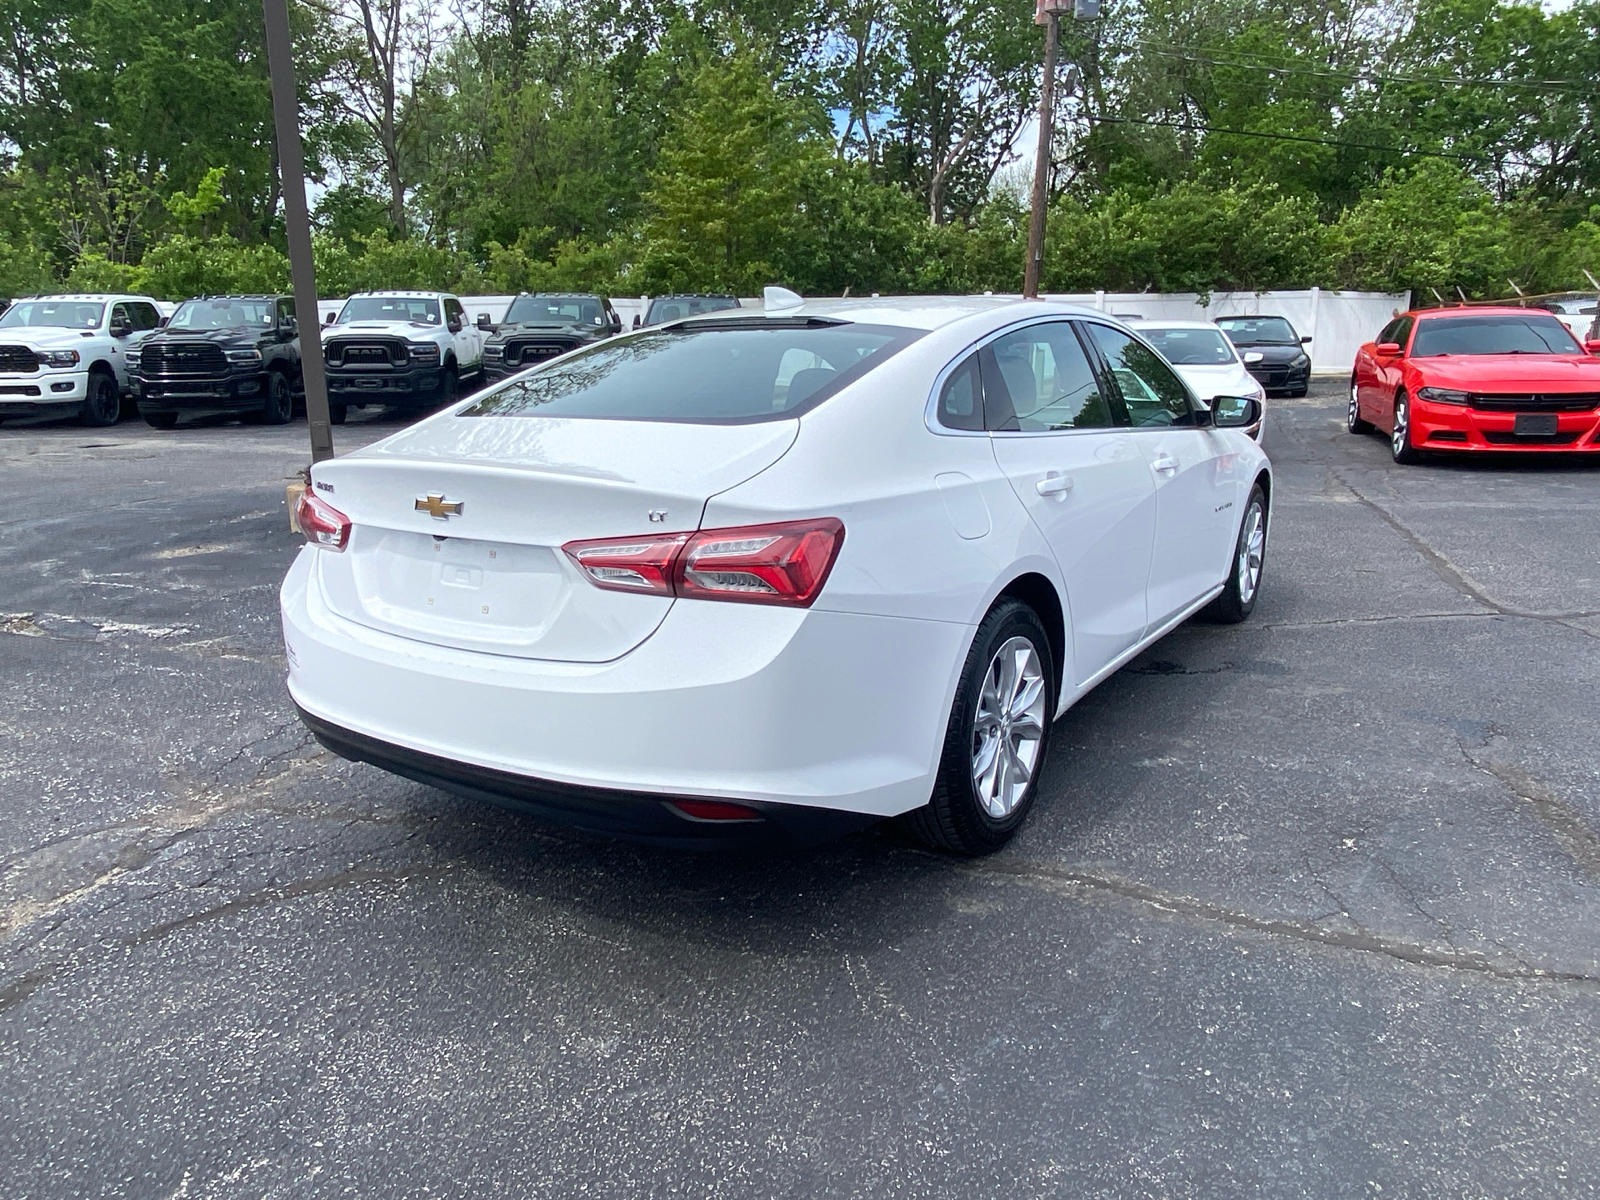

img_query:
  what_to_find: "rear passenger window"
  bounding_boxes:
[983,322,1112,432]
[936,353,983,431]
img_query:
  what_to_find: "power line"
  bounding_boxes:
[1129,41,1599,97]
[1087,114,1553,170]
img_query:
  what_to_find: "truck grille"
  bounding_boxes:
[0,345,40,373]
[327,339,406,367]
[1469,393,1600,413]
[142,341,228,374]
[506,338,578,366]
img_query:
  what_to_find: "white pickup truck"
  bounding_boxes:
[0,294,165,425]
[320,291,486,422]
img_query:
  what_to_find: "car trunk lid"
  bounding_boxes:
[307,415,798,662]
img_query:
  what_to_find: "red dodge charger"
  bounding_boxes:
[1348,306,1600,462]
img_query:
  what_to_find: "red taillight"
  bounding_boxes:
[561,518,844,607]
[296,488,351,551]
[676,518,845,606]
[562,532,691,595]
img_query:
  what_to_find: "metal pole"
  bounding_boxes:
[1023,10,1060,300]
[263,0,334,463]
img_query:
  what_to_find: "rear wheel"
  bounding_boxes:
[142,411,178,430]
[327,403,348,425]
[259,370,293,425]
[1391,392,1423,464]
[79,373,120,426]
[1202,484,1267,624]
[905,599,1055,856]
[1346,376,1373,433]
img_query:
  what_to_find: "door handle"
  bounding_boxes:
[1151,453,1179,476]
[1035,472,1074,497]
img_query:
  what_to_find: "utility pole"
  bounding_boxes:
[1024,0,1098,300]
[263,0,335,463]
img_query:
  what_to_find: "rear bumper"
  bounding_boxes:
[1412,400,1600,451]
[280,548,967,823]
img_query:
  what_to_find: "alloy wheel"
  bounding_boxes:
[1392,398,1409,456]
[1237,501,1265,605]
[1347,385,1360,430]
[970,636,1047,819]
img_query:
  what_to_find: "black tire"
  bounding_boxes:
[1346,375,1373,433]
[79,372,121,427]
[440,363,458,404]
[327,404,348,425]
[904,598,1056,856]
[142,411,178,430]
[1390,392,1423,464]
[1202,483,1268,624]
[259,370,294,425]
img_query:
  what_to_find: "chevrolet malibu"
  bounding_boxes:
[282,295,1271,853]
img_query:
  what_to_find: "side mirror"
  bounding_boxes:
[477,312,492,330]
[157,315,169,328]
[1375,341,1403,356]
[447,319,462,333]
[324,312,336,325]
[632,314,641,329]
[1211,395,1262,429]
[109,321,131,338]
[1585,339,1600,354]
[283,316,297,335]
[1300,335,1312,344]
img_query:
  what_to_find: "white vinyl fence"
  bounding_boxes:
[1038,288,1411,375]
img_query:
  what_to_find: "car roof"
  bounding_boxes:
[23,293,157,303]
[1126,318,1222,331]
[347,291,454,299]
[1214,313,1292,322]
[1410,305,1563,320]
[674,295,1106,333]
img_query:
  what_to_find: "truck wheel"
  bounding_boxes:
[80,373,121,426]
[143,411,178,430]
[259,371,294,425]
[328,404,347,425]
[440,363,458,404]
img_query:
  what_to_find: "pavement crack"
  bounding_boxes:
[961,857,1599,985]
[0,965,60,1014]
[1458,736,1600,882]
[122,863,451,949]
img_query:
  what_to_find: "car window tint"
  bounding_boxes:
[1216,316,1297,345]
[1140,326,1236,365]
[1390,316,1414,350]
[461,322,922,424]
[338,297,441,324]
[936,352,983,431]
[278,298,296,325]
[1377,317,1402,345]
[983,322,1111,432]
[1084,324,1192,427]
[1411,314,1576,357]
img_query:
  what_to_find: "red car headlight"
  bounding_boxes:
[1416,387,1470,406]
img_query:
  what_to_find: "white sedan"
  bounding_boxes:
[282,294,1271,853]
[1130,319,1267,440]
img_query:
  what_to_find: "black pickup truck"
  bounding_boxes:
[481,293,622,384]
[132,295,302,428]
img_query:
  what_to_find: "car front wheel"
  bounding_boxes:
[1391,392,1423,464]
[906,598,1055,856]
[1203,483,1267,624]
[259,370,293,425]
[79,374,121,427]
[1347,376,1373,433]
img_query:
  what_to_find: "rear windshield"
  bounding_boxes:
[645,296,740,324]
[1141,327,1236,365]
[337,297,441,325]
[505,295,604,325]
[1216,316,1298,345]
[1411,314,1580,357]
[460,321,922,423]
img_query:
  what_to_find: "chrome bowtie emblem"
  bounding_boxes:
[415,493,464,520]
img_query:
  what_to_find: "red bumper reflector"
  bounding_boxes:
[666,799,766,823]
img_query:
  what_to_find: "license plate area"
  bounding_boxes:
[1514,413,1559,437]
[347,530,568,646]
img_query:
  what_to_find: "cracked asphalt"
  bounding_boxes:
[2,385,1599,1197]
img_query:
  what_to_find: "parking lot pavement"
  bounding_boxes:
[2,385,1598,1197]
